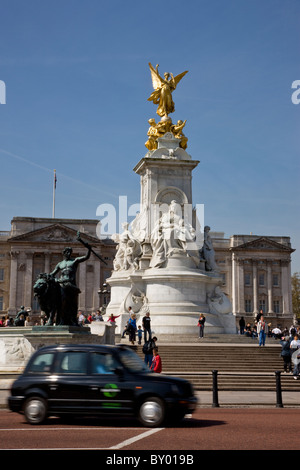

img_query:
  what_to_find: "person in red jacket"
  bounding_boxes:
[150,347,162,373]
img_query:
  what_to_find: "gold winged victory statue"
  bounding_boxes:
[145,63,188,151]
[147,63,188,119]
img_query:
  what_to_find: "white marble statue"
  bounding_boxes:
[207,285,232,314]
[113,222,142,271]
[201,225,218,271]
[150,200,197,268]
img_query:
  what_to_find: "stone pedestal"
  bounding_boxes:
[0,324,115,372]
[106,130,236,339]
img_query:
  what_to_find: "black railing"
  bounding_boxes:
[211,369,284,408]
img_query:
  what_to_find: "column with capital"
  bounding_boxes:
[231,252,238,315]
[8,251,19,315]
[44,251,51,273]
[252,260,258,315]
[237,258,245,314]
[78,255,87,311]
[267,260,274,314]
[24,252,33,309]
[281,259,291,315]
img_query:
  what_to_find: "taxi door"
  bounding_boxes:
[87,351,135,415]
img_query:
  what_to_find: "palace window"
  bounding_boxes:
[259,299,266,313]
[0,268,4,281]
[273,274,279,287]
[245,299,252,313]
[245,273,251,286]
[0,297,3,310]
[273,300,280,314]
[259,273,265,286]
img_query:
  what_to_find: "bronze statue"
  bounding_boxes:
[33,232,105,326]
[148,63,188,118]
[49,242,91,326]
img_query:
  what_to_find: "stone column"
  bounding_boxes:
[93,257,101,310]
[8,251,19,314]
[267,260,273,314]
[231,252,238,315]
[78,255,86,311]
[281,259,290,315]
[252,260,258,314]
[44,252,51,273]
[24,252,33,309]
[238,258,245,314]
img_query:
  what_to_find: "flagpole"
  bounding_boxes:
[52,169,56,218]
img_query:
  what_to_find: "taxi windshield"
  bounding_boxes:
[118,348,149,373]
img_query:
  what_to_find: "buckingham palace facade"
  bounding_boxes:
[0,217,115,322]
[0,217,295,329]
[212,232,295,328]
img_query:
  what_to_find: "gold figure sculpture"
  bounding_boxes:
[145,118,175,150]
[147,63,188,119]
[171,120,188,150]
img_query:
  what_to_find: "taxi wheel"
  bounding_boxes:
[23,397,48,425]
[138,397,165,427]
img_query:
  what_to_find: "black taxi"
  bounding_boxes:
[8,344,197,427]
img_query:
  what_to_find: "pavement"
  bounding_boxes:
[195,390,300,408]
[1,339,299,409]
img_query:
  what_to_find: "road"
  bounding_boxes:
[0,408,299,452]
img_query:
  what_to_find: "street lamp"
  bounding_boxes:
[98,283,111,309]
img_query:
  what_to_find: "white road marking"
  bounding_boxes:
[109,427,164,450]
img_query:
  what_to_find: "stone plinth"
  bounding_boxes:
[0,324,115,372]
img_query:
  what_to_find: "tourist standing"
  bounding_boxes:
[239,316,245,335]
[257,315,268,346]
[143,336,157,368]
[198,314,206,338]
[280,336,292,373]
[127,313,137,345]
[290,335,300,378]
[150,347,162,373]
[142,311,151,342]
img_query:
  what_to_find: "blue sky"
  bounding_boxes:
[0,0,299,272]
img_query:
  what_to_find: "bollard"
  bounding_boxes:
[212,370,219,407]
[275,370,283,408]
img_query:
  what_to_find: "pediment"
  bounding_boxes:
[231,237,294,253]
[9,224,100,245]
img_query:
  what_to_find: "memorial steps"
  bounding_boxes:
[118,335,300,392]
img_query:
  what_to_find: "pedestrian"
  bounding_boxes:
[142,311,151,342]
[239,316,245,335]
[272,327,282,339]
[290,335,300,379]
[107,313,120,326]
[143,336,157,368]
[137,325,143,344]
[280,336,292,373]
[127,313,137,344]
[257,315,268,346]
[256,309,263,323]
[150,347,162,373]
[198,314,206,338]
[78,311,85,326]
[95,310,103,321]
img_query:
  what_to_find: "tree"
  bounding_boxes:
[292,272,300,322]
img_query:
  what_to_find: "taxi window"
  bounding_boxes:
[56,351,88,375]
[118,348,148,373]
[90,352,118,375]
[27,353,55,374]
